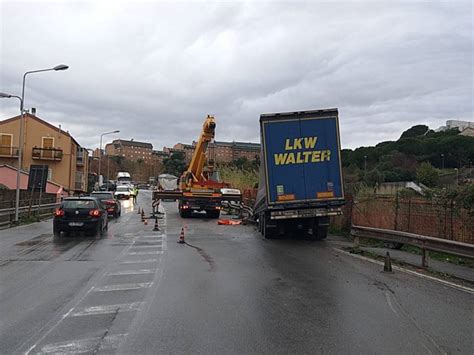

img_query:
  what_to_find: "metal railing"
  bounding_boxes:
[32,147,63,160]
[351,225,474,267]
[0,202,59,228]
[0,145,19,158]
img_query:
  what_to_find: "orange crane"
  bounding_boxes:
[153,115,241,218]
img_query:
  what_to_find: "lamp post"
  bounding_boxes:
[0,64,68,223]
[441,153,445,170]
[98,130,120,187]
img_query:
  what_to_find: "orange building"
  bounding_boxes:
[0,113,89,193]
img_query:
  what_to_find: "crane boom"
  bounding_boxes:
[152,114,241,219]
[182,115,216,187]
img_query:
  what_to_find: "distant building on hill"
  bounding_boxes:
[436,120,474,132]
[459,127,474,137]
[105,139,153,162]
[170,140,260,163]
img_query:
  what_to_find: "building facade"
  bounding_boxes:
[105,139,153,162]
[171,140,260,163]
[0,113,89,193]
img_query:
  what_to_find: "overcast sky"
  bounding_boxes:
[1,0,472,151]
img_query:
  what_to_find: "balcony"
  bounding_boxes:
[76,155,85,166]
[0,145,19,158]
[32,147,63,161]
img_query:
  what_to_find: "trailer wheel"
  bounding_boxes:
[263,212,276,239]
[316,225,328,240]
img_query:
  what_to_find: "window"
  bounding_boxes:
[42,137,54,158]
[0,133,13,155]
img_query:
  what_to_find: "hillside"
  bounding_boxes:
[341,125,474,185]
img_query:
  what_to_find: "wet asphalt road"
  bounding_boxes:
[0,190,472,354]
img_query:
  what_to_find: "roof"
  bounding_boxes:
[213,141,260,150]
[0,164,62,188]
[112,139,153,149]
[0,113,83,148]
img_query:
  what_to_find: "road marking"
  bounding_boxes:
[93,282,153,292]
[37,333,126,353]
[127,251,163,255]
[71,302,143,316]
[130,245,162,249]
[120,258,159,264]
[108,269,156,276]
[384,291,400,318]
[334,248,474,294]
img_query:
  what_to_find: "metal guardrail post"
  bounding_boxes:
[421,249,429,267]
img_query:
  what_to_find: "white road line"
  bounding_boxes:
[93,282,153,292]
[37,333,126,354]
[334,247,474,294]
[127,251,163,255]
[108,269,156,276]
[71,302,143,316]
[120,258,159,264]
[130,245,162,248]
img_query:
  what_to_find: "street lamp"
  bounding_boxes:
[441,153,445,170]
[98,130,120,186]
[0,64,68,223]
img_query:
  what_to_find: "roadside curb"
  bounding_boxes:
[333,247,474,294]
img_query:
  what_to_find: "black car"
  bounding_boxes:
[53,197,108,239]
[91,191,122,218]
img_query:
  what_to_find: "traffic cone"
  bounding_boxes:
[141,209,145,222]
[384,252,393,272]
[137,207,141,215]
[177,227,185,244]
[153,217,160,231]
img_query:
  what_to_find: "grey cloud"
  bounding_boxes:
[1,1,472,151]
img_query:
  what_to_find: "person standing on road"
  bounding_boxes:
[132,186,138,203]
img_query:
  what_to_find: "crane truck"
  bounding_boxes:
[152,115,241,218]
[254,108,345,239]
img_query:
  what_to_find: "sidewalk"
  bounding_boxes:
[328,234,474,283]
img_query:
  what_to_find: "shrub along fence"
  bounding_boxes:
[332,195,473,244]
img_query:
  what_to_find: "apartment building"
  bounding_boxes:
[105,139,153,162]
[0,113,89,193]
[171,140,261,163]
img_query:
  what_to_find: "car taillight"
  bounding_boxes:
[104,199,115,205]
[182,205,189,209]
[54,209,65,217]
[89,209,101,217]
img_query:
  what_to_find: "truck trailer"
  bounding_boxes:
[254,108,344,239]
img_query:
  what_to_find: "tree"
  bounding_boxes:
[400,125,429,139]
[163,151,187,177]
[416,162,439,187]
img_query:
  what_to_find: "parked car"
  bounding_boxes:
[53,197,108,239]
[90,191,121,218]
[114,185,131,199]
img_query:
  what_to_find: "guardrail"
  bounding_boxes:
[351,225,474,267]
[0,202,60,228]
